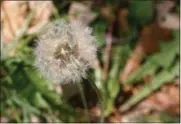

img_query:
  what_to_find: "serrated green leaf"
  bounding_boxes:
[160,40,179,54]
[124,29,179,84]
[124,62,157,84]
[160,30,179,54]
[150,50,175,68]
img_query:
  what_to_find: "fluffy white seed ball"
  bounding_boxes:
[35,20,97,83]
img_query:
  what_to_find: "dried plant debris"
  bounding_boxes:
[1,1,53,43]
[1,1,28,42]
[121,84,179,122]
[27,1,54,34]
[68,1,97,25]
[156,0,179,29]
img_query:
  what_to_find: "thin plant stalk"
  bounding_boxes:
[88,74,104,122]
[77,82,90,122]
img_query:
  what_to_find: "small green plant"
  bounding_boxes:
[1,36,79,122]
[120,30,179,112]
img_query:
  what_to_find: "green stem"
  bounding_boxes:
[77,82,90,122]
[88,74,104,122]
[90,81,104,122]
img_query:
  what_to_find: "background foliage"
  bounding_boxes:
[0,0,180,123]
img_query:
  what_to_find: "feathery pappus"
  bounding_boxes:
[35,20,97,83]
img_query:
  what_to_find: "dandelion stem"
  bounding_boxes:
[88,74,104,122]
[77,82,90,122]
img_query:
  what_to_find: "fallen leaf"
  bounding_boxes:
[120,83,179,122]
[1,1,53,43]
[27,1,53,34]
[139,23,172,54]
[1,1,28,43]
[158,13,180,29]
[134,84,179,115]
[156,0,179,29]
[68,1,97,25]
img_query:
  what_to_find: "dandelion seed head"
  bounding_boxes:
[35,20,97,83]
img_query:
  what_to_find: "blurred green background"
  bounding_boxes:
[0,0,180,123]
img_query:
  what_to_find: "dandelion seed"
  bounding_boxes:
[35,20,97,83]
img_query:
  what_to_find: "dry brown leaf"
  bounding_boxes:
[1,1,53,43]
[158,13,180,29]
[139,23,172,54]
[120,84,179,122]
[134,84,179,115]
[27,1,53,34]
[1,1,28,43]
[156,0,175,14]
[68,1,97,25]
[156,0,179,29]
